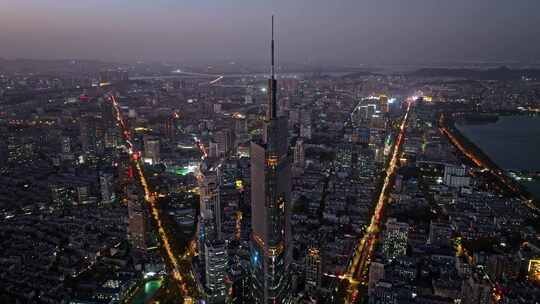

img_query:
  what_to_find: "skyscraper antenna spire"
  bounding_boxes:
[268,15,277,119]
[271,15,275,80]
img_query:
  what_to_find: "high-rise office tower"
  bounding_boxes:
[80,116,97,153]
[99,172,114,203]
[215,129,234,157]
[368,262,385,295]
[379,94,389,113]
[299,123,312,139]
[204,239,228,303]
[50,184,73,208]
[199,171,228,303]
[209,142,219,159]
[77,185,89,204]
[143,136,160,165]
[127,184,147,251]
[160,115,177,140]
[235,116,249,145]
[443,164,470,188]
[336,143,354,169]
[117,151,133,190]
[382,218,409,261]
[369,282,396,304]
[235,117,248,137]
[61,136,72,154]
[250,16,292,304]
[293,139,305,168]
[305,245,322,293]
[199,171,222,240]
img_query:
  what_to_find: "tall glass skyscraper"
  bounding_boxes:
[250,16,292,304]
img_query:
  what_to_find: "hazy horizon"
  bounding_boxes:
[1,0,540,65]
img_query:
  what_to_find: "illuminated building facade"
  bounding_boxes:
[199,171,228,303]
[382,218,409,261]
[529,259,540,283]
[305,245,322,292]
[379,94,389,113]
[143,136,160,165]
[443,164,470,188]
[50,184,74,208]
[99,172,115,203]
[336,143,354,169]
[250,16,292,304]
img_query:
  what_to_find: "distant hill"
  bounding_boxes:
[0,58,123,75]
[341,70,380,78]
[409,66,540,80]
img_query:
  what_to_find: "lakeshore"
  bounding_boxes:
[439,113,539,212]
[456,115,540,200]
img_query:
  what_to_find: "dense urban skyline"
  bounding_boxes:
[1,0,540,65]
[2,2,540,304]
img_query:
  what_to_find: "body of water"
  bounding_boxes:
[456,115,540,198]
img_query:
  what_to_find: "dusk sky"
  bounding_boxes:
[1,0,539,65]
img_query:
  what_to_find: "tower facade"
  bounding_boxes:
[127,184,147,251]
[305,245,322,293]
[293,139,305,168]
[99,172,114,203]
[382,218,409,261]
[143,136,160,165]
[198,171,228,303]
[204,239,228,303]
[250,16,292,304]
[199,171,222,240]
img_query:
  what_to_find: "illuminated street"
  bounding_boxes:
[340,100,412,303]
[108,94,197,302]
[3,4,540,303]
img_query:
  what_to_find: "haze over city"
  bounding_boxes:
[1,0,540,65]
[2,1,540,304]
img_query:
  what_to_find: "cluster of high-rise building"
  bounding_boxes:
[366,100,540,304]
[2,21,540,304]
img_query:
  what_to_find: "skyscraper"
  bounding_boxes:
[250,16,292,304]
[143,136,160,165]
[379,94,389,113]
[382,218,409,262]
[127,184,147,251]
[293,138,305,169]
[99,172,114,203]
[215,129,234,157]
[368,262,385,295]
[204,239,228,303]
[79,116,97,153]
[199,171,228,303]
[199,171,222,240]
[305,245,322,293]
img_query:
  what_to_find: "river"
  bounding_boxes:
[456,115,540,198]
